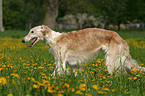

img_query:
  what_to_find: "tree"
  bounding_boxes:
[95,0,128,31]
[43,0,58,29]
[126,0,145,22]
[0,0,4,31]
[3,0,47,29]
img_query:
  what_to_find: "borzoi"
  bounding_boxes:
[22,25,145,76]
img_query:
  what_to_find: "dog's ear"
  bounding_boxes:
[41,25,51,35]
[41,25,46,31]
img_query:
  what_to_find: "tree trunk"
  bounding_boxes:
[43,0,58,29]
[117,21,121,31]
[0,0,4,32]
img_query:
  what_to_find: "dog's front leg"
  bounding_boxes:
[51,50,67,77]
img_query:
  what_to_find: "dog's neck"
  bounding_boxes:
[44,30,62,47]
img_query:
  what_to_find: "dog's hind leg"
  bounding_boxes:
[104,43,127,74]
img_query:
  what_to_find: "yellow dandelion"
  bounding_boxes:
[140,63,144,66]
[85,93,92,96]
[38,66,44,69]
[105,80,109,83]
[111,89,116,92]
[0,77,7,85]
[98,91,104,94]
[136,75,140,77]
[58,90,64,93]
[7,94,13,96]
[81,70,84,72]
[131,68,136,72]
[80,84,86,91]
[48,87,54,93]
[80,84,86,88]
[12,79,15,84]
[133,77,137,80]
[125,92,129,94]
[71,88,75,92]
[137,69,140,71]
[25,95,32,96]
[28,77,31,80]
[58,94,63,96]
[92,85,99,90]
[128,77,132,80]
[33,84,38,88]
[90,71,94,74]
[80,87,85,91]
[102,76,106,79]
[76,90,83,94]
[103,88,110,91]
[64,83,70,88]
[11,73,19,78]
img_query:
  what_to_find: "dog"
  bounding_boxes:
[22,25,145,76]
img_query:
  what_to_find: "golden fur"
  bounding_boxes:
[22,25,145,76]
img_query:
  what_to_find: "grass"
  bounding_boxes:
[0,29,145,96]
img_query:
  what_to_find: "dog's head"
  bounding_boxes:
[22,25,51,47]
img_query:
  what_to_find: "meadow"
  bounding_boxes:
[0,29,145,96]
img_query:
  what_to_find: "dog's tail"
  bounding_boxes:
[122,41,145,73]
[104,39,145,74]
[126,58,145,72]
[120,41,145,73]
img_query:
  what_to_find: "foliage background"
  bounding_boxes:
[3,0,145,30]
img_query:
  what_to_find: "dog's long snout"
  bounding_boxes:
[22,39,25,43]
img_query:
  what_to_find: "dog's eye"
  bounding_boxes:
[31,31,34,33]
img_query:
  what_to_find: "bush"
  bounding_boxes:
[58,13,104,29]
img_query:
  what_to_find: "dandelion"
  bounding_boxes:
[76,90,83,94]
[111,89,116,92]
[7,94,13,96]
[80,84,86,91]
[92,85,99,90]
[58,94,63,96]
[25,95,32,96]
[98,91,104,94]
[0,77,7,85]
[12,79,15,84]
[38,66,44,69]
[71,88,75,92]
[80,84,86,88]
[85,93,92,96]
[133,77,137,80]
[140,63,144,66]
[136,75,140,77]
[102,76,106,79]
[131,68,136,72]
[11,73,19,78]
[128,77,132,80]
[103,88,110,91]
[55,86,59,90]
[48,87,56,93]
[137,68,140,71]
[125,91,129,94]
[64,83,70,88]
[105,80,109,83]
[120,86,123,89]
[33,84,39,88]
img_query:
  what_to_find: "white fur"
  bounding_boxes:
[22,25,145,77]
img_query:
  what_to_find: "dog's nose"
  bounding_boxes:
[22,39,25,43]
